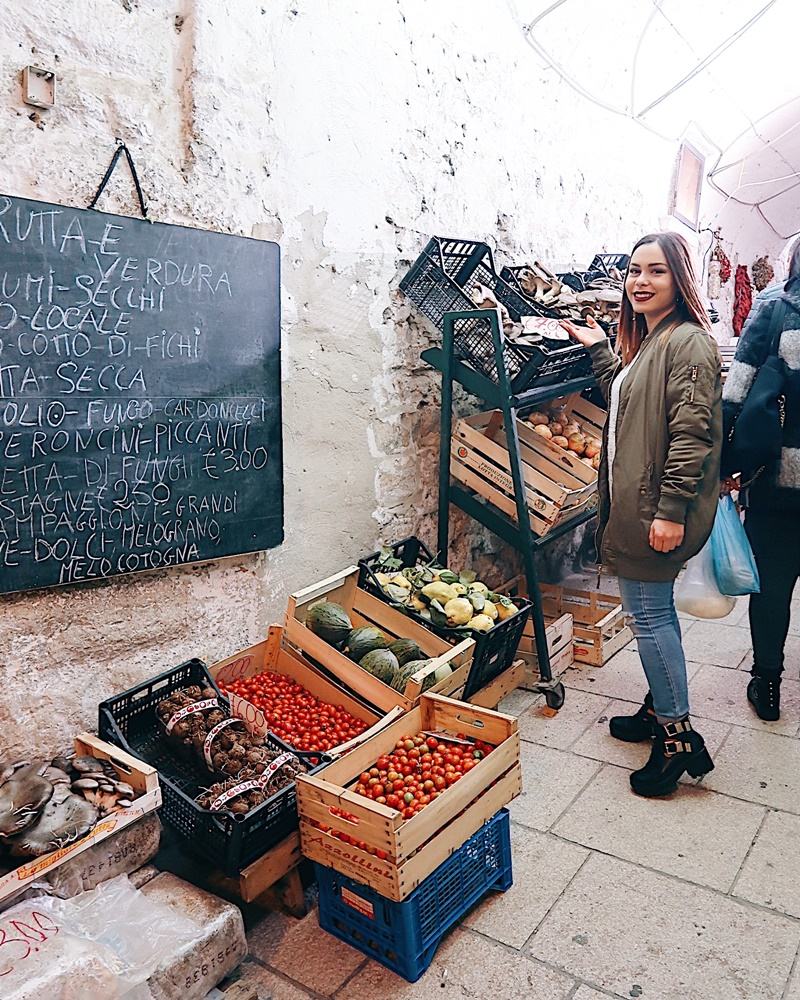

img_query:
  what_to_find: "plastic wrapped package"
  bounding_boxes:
[710,496,760,596]
[675,540,737,619]
[0,875,199,1000]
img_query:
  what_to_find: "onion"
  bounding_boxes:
[562,421,582,437]
[584,438,601,459]
[552,435,569,448]
[549,421,563,436]
[591,453,601,470]
[567,432,586,455]
[533,424,553,439]
[528,412,549,426]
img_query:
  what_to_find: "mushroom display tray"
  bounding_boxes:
[98,658,327,877]
[400,236,590,393]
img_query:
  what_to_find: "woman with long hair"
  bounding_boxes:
[721,238,800,722]
[561,232,722,797]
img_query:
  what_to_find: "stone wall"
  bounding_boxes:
[0,0,677,754]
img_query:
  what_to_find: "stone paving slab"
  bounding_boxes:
[247,907,365,996]
[563,647,703,702]
[679,619,753,669]
[572,986,627,1000]
[784,962,800,1000]
[732,809,800,917]
[509,741,601,832]
[703,725,800,813]
[516,688,615,751]
[689,663,800,735]
[528,852,800,1000]
[461,823,589,948]
[336,927,575,999]
[551,763,765,892]
[223,957,314,999]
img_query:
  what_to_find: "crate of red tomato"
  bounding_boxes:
[208,625,405,758]
[296,692,521,901]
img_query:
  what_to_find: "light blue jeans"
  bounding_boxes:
[617,577,689,721]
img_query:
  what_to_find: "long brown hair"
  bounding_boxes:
[617,232,711,365]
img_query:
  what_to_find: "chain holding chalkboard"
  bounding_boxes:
[0,193,283,593]
[88,140,149,220]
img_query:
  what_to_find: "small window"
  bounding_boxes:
[670,141,705,230]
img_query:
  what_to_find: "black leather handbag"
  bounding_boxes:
[726,298,788,477]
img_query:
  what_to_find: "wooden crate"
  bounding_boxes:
[208,624,405,757]
[0,734,161,903]
[451,409,598,538]
[525,392,606,446]
[540,583,633,666]
[518,612,575,690]
[467,659,526,710]
[284,567,475,714]
[296,693,520,900]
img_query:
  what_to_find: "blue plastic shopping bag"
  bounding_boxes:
[710,495,760,596]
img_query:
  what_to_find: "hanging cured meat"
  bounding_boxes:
[732,264,753,337]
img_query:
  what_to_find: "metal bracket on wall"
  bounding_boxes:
[22,66,56,109]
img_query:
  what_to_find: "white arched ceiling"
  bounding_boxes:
[505,0,800,258]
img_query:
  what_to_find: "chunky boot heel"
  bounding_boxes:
[630,718,714,798]
[609,692,656,743]
[747,672,781,722]
[685,746,714,779]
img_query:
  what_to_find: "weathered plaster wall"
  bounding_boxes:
[0,0,676,755]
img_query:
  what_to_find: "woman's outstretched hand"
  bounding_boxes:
[559,315,607,347]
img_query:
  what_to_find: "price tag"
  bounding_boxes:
[207,752,298,812]
[166,697,219,733]
[203,717,244,768]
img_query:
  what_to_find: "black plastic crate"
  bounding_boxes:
[498,265,561,319]
[455,320,593,392]
[400,237,587,393]
[316,808,512,982]
[589,252,630,275]
[357,537,531,701]
[98,658,326,877]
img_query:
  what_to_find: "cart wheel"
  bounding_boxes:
[544,683,565,710]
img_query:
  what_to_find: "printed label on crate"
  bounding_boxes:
[208,752,298,811]
[203,717,244,768]
[521,316,569,340]
[166,698,220,733]
[341,886,375,920]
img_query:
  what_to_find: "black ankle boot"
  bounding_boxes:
[609,692,656,743]
[747,672,781,722]
[629,718,714,797]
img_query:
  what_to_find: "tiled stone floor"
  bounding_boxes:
[234,592,800,1000]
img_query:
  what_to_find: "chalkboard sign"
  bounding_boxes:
[0,194,282,593]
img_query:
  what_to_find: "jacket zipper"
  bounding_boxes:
[689,365,698,402]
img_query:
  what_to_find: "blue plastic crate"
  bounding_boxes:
[315,809,512,982]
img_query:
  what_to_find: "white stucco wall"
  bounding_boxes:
[0,0,678,755]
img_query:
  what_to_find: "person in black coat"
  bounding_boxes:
[721,239,800,721]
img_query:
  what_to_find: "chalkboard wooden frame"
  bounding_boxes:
[0,194,283,593]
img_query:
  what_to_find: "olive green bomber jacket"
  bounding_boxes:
[588,317,722,582]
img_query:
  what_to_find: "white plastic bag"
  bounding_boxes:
[674,538,736,619]
[0,875,199,1000]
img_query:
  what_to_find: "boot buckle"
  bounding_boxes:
[663,739,687,756]
[663,720,691,738]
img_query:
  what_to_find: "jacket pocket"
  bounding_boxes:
[638,463,658,515]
